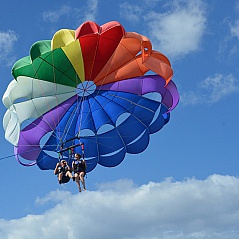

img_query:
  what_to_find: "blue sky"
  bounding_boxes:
[0,0,239,238]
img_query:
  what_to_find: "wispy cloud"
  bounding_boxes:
[119,2,143,23]
[143,0,161,7]
[229,1,239,40]
[83,0,98,22]
[119,0,162,23]
[42,5,72,24]
[42,0,98,27]
[219,2,239,58]
[230,19,239,39]
[1,175,239,239]
[181,74,239,105]
[0,30,18,65]
[144,0,206,59]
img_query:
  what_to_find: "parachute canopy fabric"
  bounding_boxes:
[2,21,179,173]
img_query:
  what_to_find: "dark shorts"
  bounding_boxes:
[74,170,85,176]
[61,175,70,184]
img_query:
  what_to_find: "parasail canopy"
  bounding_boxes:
[2,21,179,173]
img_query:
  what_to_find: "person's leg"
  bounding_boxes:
[66,171,75,180]
[75,173,81,192]
[58,172,63,184]
[79,172,86,190]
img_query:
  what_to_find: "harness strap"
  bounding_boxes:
[81,143,85,160]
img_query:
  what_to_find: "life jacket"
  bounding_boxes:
[73,160,86,173]
[58,165,69,174]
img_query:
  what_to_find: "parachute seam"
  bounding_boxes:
[93,38,145,86]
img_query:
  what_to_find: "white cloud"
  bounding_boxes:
[144,0,206,59]
[0,30,18,65]
[1,175,239,239]
[181,74,239,105]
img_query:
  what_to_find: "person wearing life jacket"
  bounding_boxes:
[54,160,75,184]
[72,153,86,192]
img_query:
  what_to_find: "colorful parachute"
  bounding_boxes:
[2,21,179,173]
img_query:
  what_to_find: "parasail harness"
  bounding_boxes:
[58,142,85,160]
[57,138,86,177]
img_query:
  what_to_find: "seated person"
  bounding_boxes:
[54,160,75,184]
[72,153,86,192]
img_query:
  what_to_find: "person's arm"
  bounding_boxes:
[66,162,71,172]
[83,160,87,170]
[54,163,60,175]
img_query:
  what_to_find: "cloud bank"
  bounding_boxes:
[1,175,239,239]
